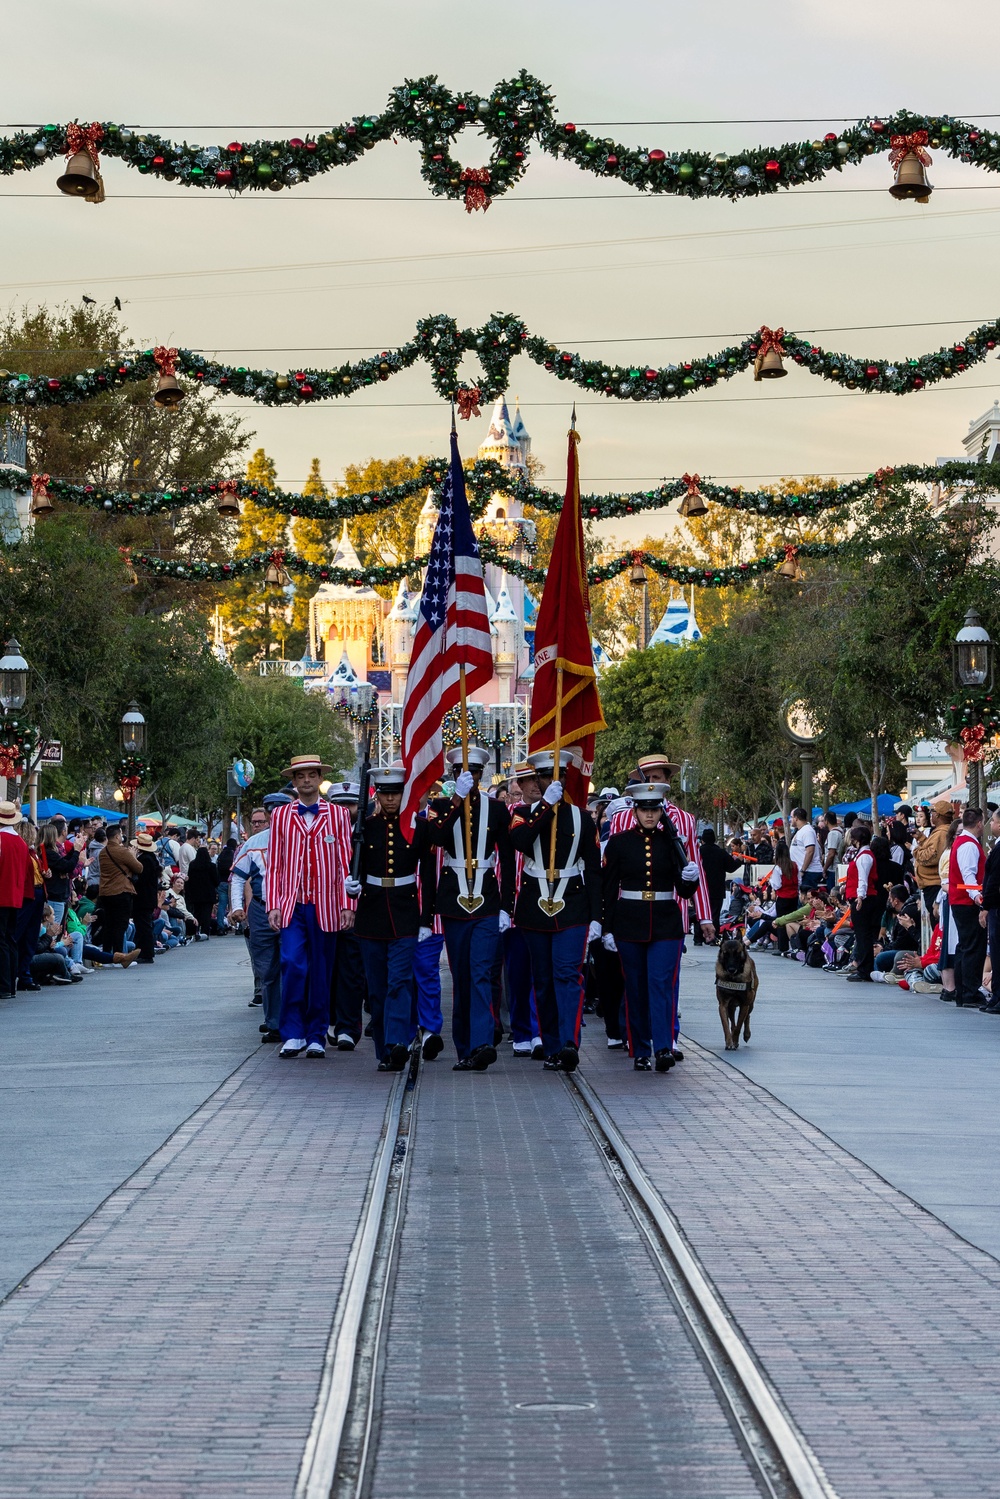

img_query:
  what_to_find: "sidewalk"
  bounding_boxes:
[675,945,1000,1257]
[0,937,261,1299]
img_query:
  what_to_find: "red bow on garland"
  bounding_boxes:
[889,129,932,168]
[960,722,987,763]
[455,385,482,421]
[30,473,51,500]
[65,121,104,165]
[681,472,702,497]
[753,326,785,381]
[460,167,491,213]
[153,345,178,377]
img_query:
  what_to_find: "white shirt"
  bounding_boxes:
[854,847,875,899]
[178,842,198,878]
[790,823,822,875]
[956,835,984,903]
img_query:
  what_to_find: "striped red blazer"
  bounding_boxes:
[264,800,353,932]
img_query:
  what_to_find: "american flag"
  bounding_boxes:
[399,427,493,841]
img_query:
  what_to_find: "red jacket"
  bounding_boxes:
[0,830,35,908]
[264,800,352,933]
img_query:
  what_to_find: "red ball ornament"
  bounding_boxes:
[605,154,618,167]
[648,149,666,162]
[970,132,981,143]
[563,122,576,134]
[215,168,233,185]
[457,103,467,113]
[47,378,60,389]
[865,365,879,378]
[764,159,781,177]
[644,369,658,380]
[152,156,165,168]
[913,376,924,388]
[305,140,317,153]
[432,153,443,161]
[289,138,304,149]
[227,142,242,153]
[300,384,313,395]
[824,132,838,144]
[871,120,885,134]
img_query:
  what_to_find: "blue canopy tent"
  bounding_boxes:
[828,794,899,817]
[21,797,127,822]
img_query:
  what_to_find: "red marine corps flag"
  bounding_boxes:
[528,414,606,806]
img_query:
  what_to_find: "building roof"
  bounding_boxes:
[310,522,381,602]
[490,581,518,623]
[478,396,525,469]
[648,589,702,647]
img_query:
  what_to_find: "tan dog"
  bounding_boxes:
[715,935,758,1051]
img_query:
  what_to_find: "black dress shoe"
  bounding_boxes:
[559,1044,579,1073]
[845,974,871,983]
[17,981,41,992]
[422,1032,444,1061]
[655,1048,675,1073]
[387,1043,410,1071]
[493,1026,504,1047]
[979,1000,1000,1014]
[470,1044,497,1071]
[955,998,981,1007]
[531,1043,545,1060]
[671,1047,684,1061]
[939,991,957,1001]
[452,1057,476,1071]
[634,1056,652,1071]
[259,1023,270,1033]
[260,1029,281,1043]
[542,1056,562,1071]
[248,997,262,1008]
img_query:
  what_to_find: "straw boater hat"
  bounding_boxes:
[281,752,334,778]
[637,751,681,778]
[0,800,21,826]
[444,745,490,768]
[527,749,574,774]
[631,783,668,808]
[511,761,539,781]
[135,831,156,849]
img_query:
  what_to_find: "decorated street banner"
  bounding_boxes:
[528,421,606,805]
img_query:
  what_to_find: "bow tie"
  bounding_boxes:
[297,803,320,816]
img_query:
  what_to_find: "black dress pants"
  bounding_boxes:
[851,896,883,980]
[774,896,801,953]
[0,905,18,996]
[99,893,133,955]
[952,903,988,1006]
[132,902,156,962]
[330,928,366,1042]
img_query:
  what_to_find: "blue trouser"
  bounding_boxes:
[247,900,282,1031]
[331,928,366,1042]
[504,927,539,1045]
[412,932,445,1035]
[359,935,417,1059]
[214,881,229,932]
[443,916,500,1060]
[522,926,588,1058]
[618,938,683,1059]
[279,903,337,1046]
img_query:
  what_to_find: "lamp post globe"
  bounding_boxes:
[0,638,29,713]
[952,609,993,811]
[120,701,146,840]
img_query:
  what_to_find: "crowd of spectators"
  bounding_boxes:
[0,802,239,998]
[714,799,1000,1014]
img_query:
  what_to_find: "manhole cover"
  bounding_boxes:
[514,1402,596,1412]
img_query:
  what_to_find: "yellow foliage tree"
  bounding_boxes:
[216,447,291,665]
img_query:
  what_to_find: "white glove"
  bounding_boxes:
[417,926,433,943]
[602,932,618,953]
[587,920,602,943]
[498,910,511,933]
[344,877,362,899]
[543,779,563,805]
[455,769,475,799]
[681,861,699,883]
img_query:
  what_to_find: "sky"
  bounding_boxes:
[4,0,1000,546]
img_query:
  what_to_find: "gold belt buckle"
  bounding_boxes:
[382,876,396,888]
[469,859,479,870]
[642,890,655,901]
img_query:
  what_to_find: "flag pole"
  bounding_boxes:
[458,664,476,898]
[546,403,576,896]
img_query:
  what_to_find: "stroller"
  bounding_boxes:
[719,881,754,938]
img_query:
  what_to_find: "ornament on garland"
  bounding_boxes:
[0,718,33,781]
[944,690,1000,741]
[56,121,105,202]
[118,546,138,585]
[30,473,53,518]
[959,723,987,763]
[263,551,292,589]
[754,326,787,381]
[889,130,933,202]
[152,346,185,408]
[116,751,148,802]
[460,167,491,213]
[214,478,240,517]
[776,543,805,581]
[678,473,708,518]
[455,385,483,420]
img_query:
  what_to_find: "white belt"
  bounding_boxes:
[443,852,496,872]
[366,874,416,888]
[620,889,674,902]
[524,858,584,880]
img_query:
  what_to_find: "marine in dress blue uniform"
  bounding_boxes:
[602,783,700,1072]
[504,762,544,1060]
[326,781,368,1052]
[426,745,515,1071]
[508,750,602,1072]
[346,764,438,1072]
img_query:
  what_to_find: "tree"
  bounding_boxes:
[216,448,292,665]
[339,454,433,596]
[592,644,701,792]
[221,674,353,793]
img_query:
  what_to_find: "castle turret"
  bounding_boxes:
[307,521,386,676]
[414,490,440,558]
[490,578,519,703]
[386,580,419,703]
[511,399,531,467]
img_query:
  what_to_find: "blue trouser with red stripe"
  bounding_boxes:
[279,903,337,1046]
[359,935,417,1060]
[504,926,540,1045]
[618,938,683,1058]
[522,926,588,1058]
[412,932,445,1035]
[443,916,500,1060]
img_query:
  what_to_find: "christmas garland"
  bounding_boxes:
[116,751,148,801]
[0,715,35,780]
[944,691,1000,739]
[10,458,1000,526]
[1,88,997,207]
[128,537,846,590]
[3,312,1000,412]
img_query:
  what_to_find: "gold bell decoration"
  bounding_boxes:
[263,552,291,589]
[56,122,106,202]
[754,326,787,381]
[152,346,184,408]
[678,472,709,518]
[777,543,805,582]
[628,552,648,587]
[118,545,138,586]
[888,129,933,203]
[215,479,241,518]
[29,472,54,518]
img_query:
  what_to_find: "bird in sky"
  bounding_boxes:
[114,297,122,311]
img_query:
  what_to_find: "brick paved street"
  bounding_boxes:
[2,940,1000,1496]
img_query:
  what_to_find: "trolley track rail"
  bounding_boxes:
[295,1043,839,1499]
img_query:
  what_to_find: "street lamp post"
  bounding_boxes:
[0,637,30,803]
[120,701,146,841]
[953,609,994,812]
